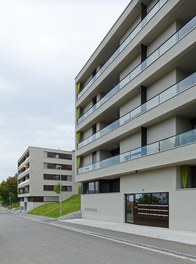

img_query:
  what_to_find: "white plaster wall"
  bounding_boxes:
[44,196,59,202]
[82,153,92,167]
[121,167,176,194]
[120,55,140,80]
[83,127,93,140]
[147,69,177,100]
[120,93,140,117]
[120,132,141,153]
[147,117,176,144]
[82,100,92,114]
[170,189,196,231]
[147,68,190,101]
[120,16,140,44]
[147,21,177,56]
[27,202,46,212]
[82,193,123,222]
[30,147,44,195]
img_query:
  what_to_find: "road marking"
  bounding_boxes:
[19,215,196,262]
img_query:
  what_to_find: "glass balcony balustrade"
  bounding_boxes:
[78,73,196,149]
[78,0,168,99]
[78,129,196,174]
[78,16,196,124]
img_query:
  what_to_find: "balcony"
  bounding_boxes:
[18,151,30,167]
[18,168,30,179]
[78,73,196,149]
[78,16,196,124]
[18,179,30,188]
[78,129,196,174]
[18,186,30,195]
[77,0,168,99]
[18,157,30,170]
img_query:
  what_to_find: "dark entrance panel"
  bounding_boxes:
[125,192,169,228]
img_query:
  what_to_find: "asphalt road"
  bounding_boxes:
[0,206,195,264]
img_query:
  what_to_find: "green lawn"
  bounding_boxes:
[28,194,81,218]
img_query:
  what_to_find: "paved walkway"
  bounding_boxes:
[61,218,196,246]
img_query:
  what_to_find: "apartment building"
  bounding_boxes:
[18,146,77,211]
[75,0,196,231]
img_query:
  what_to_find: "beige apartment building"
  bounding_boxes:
[75,0,196,231]
[18,146,77,211]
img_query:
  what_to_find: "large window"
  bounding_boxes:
[43,163,72,171]
[43,174,72,181]
[43,185,72,192]
[181,165,196,188]
[82,179,120,194]
[135,192,169,204]
[28,197,43,202]
[44,151,72,160]
[125,192,169,228]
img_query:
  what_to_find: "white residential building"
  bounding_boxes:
[75,0,196,231]
[18,146,77,211]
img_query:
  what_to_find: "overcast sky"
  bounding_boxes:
[0,0,130,182]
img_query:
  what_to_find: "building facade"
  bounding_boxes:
[75,0,196,231]
[18,146,77,211]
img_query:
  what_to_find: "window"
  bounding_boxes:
[92,68,97,77]
[44,185,54,191]
[44,152,72,160]
[190,118,196,129]
[190,166,196,188]
[82,179,120,194]
[62,186,72,192]
[43,163,72,171]
[67,175,72,181]
[135,193,151,204]
[44,174,60,180]
[140,3,147,20]
[181,165,196,188]
[28,197,43,202]
[141,44,147,62]
[65,165,72,171]
[110,147,120,156]
[92,124,96,135]
[44,185,72,192]
[135,192,169,205]
[43,174,71,181]
[92,97,97,106]
[152,193,169,204]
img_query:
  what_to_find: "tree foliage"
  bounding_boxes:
[0,175,19,206]
[54,183,61,194]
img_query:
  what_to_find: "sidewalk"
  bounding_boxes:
[61,218,196,246]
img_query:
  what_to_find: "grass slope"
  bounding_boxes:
[28,194,81,218]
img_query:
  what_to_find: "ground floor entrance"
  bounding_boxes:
[125,192,169,228]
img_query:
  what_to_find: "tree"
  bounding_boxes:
[54,183,61,194]
[0,175,19,206]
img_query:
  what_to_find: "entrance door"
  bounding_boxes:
[125,194,134,223]
[125,192,169,228]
